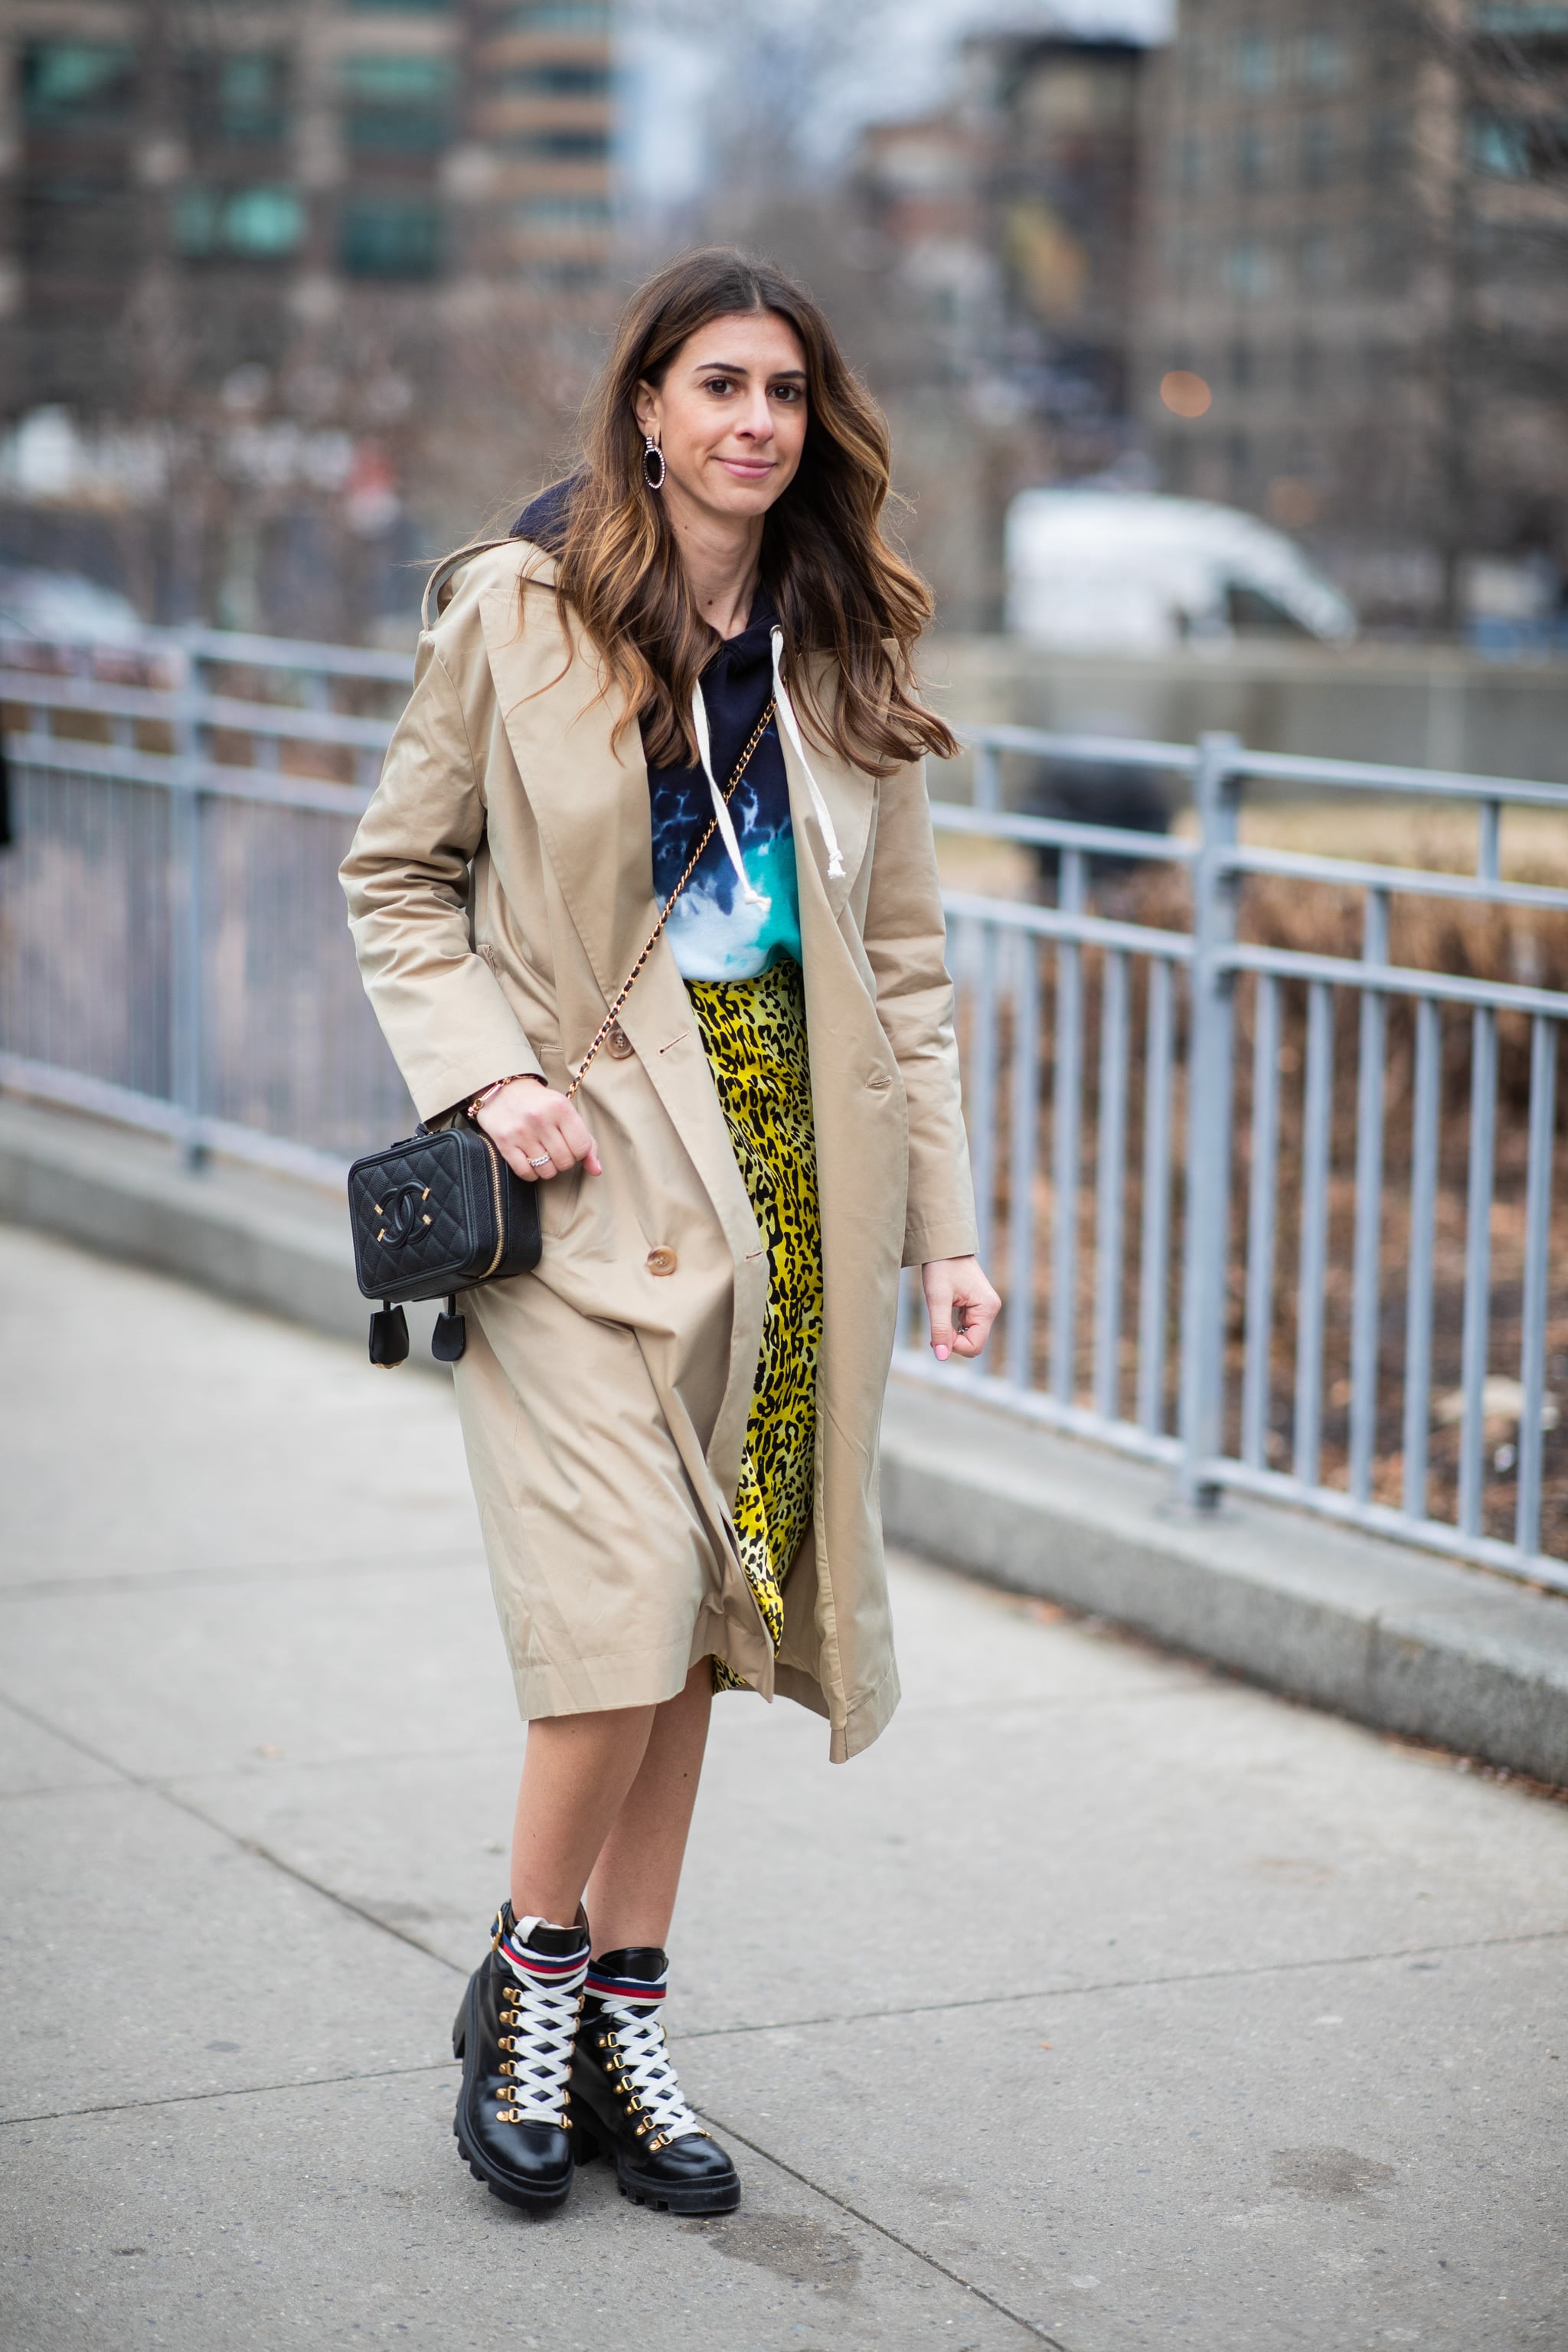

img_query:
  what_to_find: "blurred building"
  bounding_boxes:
[855,33,1148,480]
[849,32,1148,631]
[1135,0,1568,629]
[0,0,613,636]
[470,0,614,286]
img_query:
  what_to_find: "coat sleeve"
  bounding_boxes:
[860,759,978,1269]
[340,635,544,1124]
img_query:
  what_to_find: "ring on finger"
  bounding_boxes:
[528,1153,552,1170]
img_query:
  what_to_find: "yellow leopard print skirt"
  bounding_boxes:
[687,957,822,1695]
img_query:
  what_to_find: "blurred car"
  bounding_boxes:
[1005,490,1357,651]
[0,566,149,650]
[0,571,157,851]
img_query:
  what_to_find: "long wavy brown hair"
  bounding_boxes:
[539,249,958,776]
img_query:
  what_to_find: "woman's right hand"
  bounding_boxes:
[474,1077,603,1182]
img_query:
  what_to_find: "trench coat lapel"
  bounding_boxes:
[475,553,762,1269]
[477,556,658,1006]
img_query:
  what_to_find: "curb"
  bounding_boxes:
[880,1378,1568,1787]
[0,1095,443,1361]
[7,1089,1567,1785]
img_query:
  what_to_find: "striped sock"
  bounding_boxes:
[496,1911,590,1996]
[585,1946,668,2014]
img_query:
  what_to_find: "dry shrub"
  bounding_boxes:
[974,837,1568,1560]
[1115,860,1568,1128]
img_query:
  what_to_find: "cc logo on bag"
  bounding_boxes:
[374,1184,433,1246]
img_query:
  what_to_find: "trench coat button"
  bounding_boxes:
[606,1023,635,1060]
[646,1246,678,1276]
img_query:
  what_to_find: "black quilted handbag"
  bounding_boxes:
[347,1125,541,1367]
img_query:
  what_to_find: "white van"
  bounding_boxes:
[1005,489,1357,652]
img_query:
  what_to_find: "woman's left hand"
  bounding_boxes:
[920,1256,1001,1364]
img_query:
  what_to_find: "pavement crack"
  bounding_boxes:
[0,1687,465,1972]
[0,2057,458,2131]
[675,1923,1568,2044]
[0,1548,484,1604]
[157,1784,470,1972]
[691,2105,1073,2350]
[0,1687,145,1782]
[157,1739,520,1788]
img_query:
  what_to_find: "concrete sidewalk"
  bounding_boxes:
[2,1223,1566,2352]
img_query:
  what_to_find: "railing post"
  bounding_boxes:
[972,738,1002,815]
[1174,731,1243,1509]
[169,633,207,1170]
[1050,847,1086,1404]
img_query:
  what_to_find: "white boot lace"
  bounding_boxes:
[600,2001,704,2144]
[495,1940,586,2127]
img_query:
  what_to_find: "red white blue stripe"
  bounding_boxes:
[586,1961,667,2007]
[498,1921,589,1991]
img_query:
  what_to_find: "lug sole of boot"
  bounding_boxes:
[451,2119,573,2215]
[613,2157,741,2216]
[450,1978,572,2216]
[569,2095,740,2214]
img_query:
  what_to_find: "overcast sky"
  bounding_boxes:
[620,0,1174,211]
[833,0,1173,133]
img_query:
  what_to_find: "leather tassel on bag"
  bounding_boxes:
[348,1125,541,1373]
[432,1295,467,1363]
[368,1302,410,1368]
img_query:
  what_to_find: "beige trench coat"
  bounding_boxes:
[341,539,975,1760]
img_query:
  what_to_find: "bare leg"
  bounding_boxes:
[510,1700,657,1925]
[509,1662,713,1936]
[586,1661,712,1950]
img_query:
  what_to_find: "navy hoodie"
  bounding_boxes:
[512,479,799,981]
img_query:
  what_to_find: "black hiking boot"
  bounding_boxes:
[570,1946,740,2215]
[451,1901,589,2215]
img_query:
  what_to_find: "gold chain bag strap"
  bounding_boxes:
[422,537,776,1102]
[562,696,776,1102]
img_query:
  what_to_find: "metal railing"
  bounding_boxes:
[0,626,413,1185]
[2,630,1564,1591]
[903,725,1568,1595]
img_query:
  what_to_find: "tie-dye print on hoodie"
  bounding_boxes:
[511,479,799,983]
[646,583,800,983]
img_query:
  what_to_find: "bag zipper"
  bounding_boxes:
[478,1134,507,1279]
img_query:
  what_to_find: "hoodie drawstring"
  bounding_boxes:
[691,677,769,911]
[769,629,845,880]
[688,629,847,906]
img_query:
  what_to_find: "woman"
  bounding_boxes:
[341,249,1000,2222]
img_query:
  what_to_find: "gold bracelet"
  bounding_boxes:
[466,1072,538,1119]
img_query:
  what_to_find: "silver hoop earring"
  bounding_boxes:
[642,436,665,490]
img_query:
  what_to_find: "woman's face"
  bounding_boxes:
[635,311,808,526]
